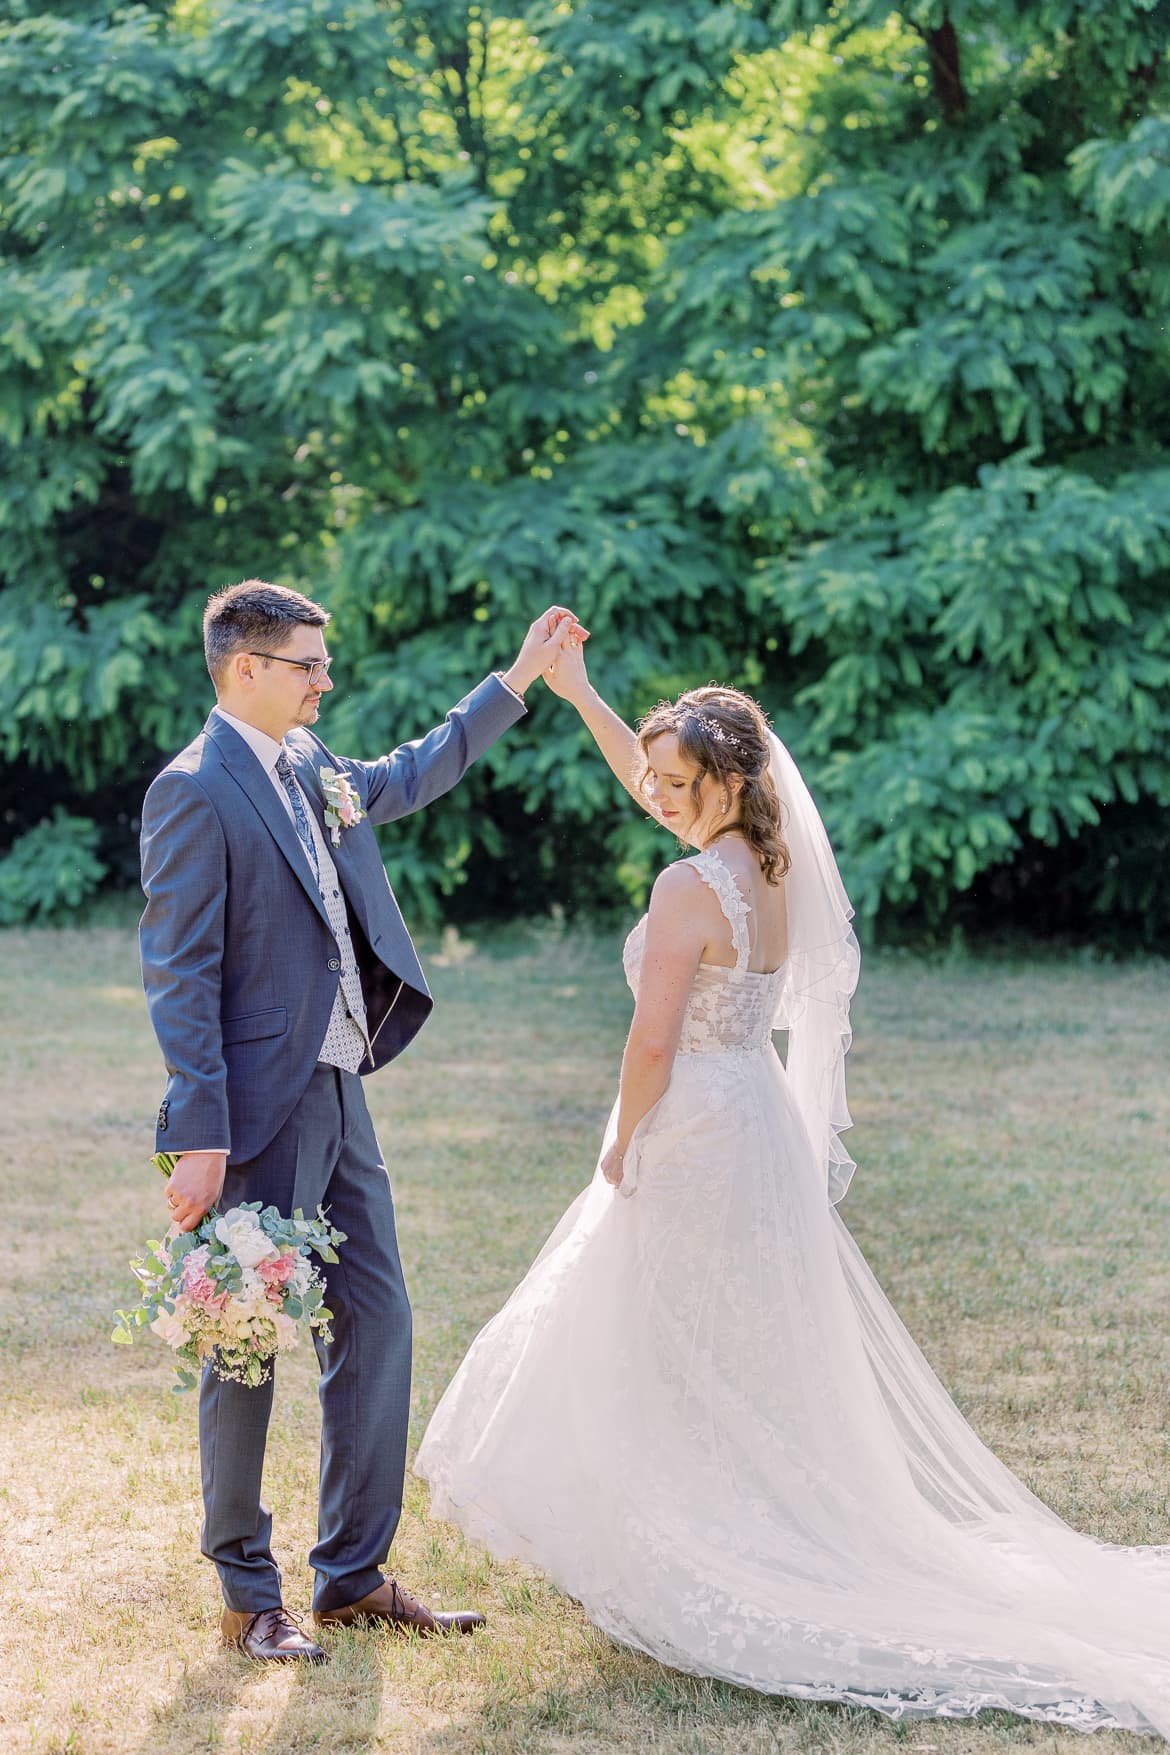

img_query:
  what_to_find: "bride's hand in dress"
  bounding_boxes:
[600,1141,624,1188]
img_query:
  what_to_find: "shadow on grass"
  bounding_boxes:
[130,1629,387,1755]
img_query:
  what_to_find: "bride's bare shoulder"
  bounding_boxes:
[649,859,710,907]
[641,862,728,968]
[649,863,722,919]
[648,858,728,930]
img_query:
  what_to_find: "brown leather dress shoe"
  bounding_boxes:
[221,1605,329,1664]
[314,1577,485,1636]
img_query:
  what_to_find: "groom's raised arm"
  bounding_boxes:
[352,608,578,826]
[356,676,524,826]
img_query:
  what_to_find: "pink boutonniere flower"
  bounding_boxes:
[318,767,366,846]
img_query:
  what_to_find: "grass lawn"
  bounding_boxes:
[2,920,1168,1755]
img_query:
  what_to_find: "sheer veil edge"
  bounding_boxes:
[768,729,861,1205]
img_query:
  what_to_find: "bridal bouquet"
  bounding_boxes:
[112,1153,347,1390]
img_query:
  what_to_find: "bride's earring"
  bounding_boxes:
[721,792,730,816]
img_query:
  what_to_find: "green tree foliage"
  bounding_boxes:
[0,809,105,923]
[2,0,1168,938]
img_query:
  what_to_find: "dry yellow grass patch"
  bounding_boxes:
[0,924,1166,1753]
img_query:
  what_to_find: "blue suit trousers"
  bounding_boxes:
[198,1064,411,1612]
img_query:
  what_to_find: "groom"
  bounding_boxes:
[139,580,576,1664]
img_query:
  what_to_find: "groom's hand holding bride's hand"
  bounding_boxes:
[501,607,585,699]
[165,1150,227,1233]
[542,615,592,706]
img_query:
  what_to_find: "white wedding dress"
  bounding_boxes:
[416,842,1170,1735]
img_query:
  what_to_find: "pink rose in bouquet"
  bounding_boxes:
[182,1244,231,1311]
[257,1254,296,1291]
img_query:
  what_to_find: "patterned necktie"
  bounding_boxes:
[274,749,369,1072]
[275,751,320,884]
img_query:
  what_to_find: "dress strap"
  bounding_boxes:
[689,849,750,981]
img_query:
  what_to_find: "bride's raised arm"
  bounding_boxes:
[543,635,667,823]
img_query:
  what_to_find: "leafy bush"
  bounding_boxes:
[0,810,107,924]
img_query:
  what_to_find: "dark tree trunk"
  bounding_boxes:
[926,14,967,122]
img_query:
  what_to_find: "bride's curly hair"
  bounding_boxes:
[635,686,790,884]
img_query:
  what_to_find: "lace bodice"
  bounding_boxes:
[622,848,786,1055]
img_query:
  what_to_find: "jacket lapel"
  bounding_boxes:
[285,731,431,1001]
[287,743,376,943]
[205,714,332,932]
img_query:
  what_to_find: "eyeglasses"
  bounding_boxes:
[249,652,333,688]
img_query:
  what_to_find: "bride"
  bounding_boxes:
[415,638,1170,1736]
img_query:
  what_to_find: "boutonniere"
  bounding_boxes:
[318,767,366,846]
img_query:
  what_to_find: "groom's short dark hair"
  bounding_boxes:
[204,579,330,687]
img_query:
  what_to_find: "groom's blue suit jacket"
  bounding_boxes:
[139,675,524,1164]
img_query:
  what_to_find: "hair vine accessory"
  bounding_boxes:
[682,710,743,751]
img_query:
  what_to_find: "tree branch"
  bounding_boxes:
[917,12,968,123]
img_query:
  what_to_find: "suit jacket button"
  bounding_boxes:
[327,957,341,971]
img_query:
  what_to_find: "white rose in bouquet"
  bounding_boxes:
[214,1208,280,1268]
